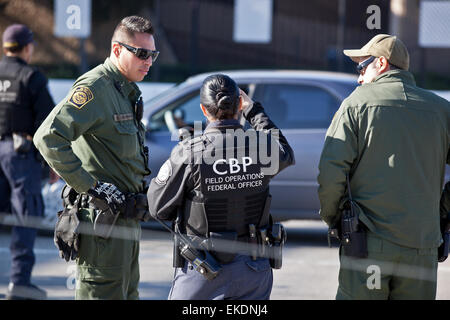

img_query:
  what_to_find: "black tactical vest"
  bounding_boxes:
[182,127,272,238]
[0,57,35,135]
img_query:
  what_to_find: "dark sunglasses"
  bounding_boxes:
[356,56,376,75]
[116,41,159,62]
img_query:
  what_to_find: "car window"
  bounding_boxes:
[149,84,250,132]
[149,90,203,132]
[329,81,358,99]
[171,93,204,125]
[253,84,341,129]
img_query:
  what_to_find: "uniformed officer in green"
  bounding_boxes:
[318,34,450,300]
[33,16,159,299]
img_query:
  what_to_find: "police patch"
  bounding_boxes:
[155,160,172,185]
[68,87,94,109]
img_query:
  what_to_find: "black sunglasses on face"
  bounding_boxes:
[356,56,376,75]
[116,41,159,62]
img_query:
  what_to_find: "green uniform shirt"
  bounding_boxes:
[318,70,450,249]
[34,58,150,194]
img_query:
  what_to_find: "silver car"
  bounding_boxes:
[142,70,359,221]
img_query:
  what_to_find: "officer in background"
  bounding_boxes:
[318,34,450,299]
[0,24,54,300]
[147,74,295,300]
[33,16,157,299]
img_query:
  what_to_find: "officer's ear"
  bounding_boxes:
[112,42,121,58]
[200,104,209,117]
[377,56,390,73]
[238,96,243,111]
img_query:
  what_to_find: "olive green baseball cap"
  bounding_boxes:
[343,34,409,71]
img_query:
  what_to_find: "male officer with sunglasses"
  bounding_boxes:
[33,16,158,299]
[318,34,450,299]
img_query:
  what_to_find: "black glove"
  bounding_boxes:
[87,181,126,213]
[54,205,80,262]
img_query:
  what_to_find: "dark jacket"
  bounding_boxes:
[0,56,54,136]
[147,102,295,237]
[318,70,450,249]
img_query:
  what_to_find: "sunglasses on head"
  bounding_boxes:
[356,56,376,75]
[116,41,159,62]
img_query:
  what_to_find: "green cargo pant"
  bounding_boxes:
[336,232,438,300]
[75,208,141,300]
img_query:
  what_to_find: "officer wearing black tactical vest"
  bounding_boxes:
[0,24,54,300]
[147,74,295,300]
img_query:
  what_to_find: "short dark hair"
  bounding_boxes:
[200,74,240,120]
[111,16,154,46]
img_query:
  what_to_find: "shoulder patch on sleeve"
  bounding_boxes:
[155,160,173,185]
[68,86,94,109]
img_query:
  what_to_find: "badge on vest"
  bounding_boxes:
[68,87,94,109]
[155,160,172,185]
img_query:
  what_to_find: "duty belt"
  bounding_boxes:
[78,192,150,222]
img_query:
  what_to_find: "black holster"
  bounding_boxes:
[123,193,150,222]
[173,217,184,268]
[88,192,149,240]
[339,201,368,258]
[258,194,286,269]
[268,221,286,269]
[85,192,119,239]
[328,174,368,258]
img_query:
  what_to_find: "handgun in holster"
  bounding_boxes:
[341,201,360,244]
[269,222,287,269]
[249,194,270,261]
[257,194,272,260]
[252,194,287,269]
[328,174,368,258]
[93,207,120,239]
[88,196,120,240]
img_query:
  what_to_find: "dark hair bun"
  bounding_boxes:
[217,94,233,110]
[200,74,240,120]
